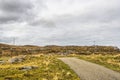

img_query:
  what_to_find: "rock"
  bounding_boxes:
[18,55,26,60]
[4,77,12,80]
[8,56,26,64]
[8,58,18,63]
[19,66,32,70]
[19,66,38,71]
[0,60,5,64]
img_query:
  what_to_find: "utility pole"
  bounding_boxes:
[93,41,96,53]
[13,37,16,45]
[11,37,16,57]
[93,41,96,46]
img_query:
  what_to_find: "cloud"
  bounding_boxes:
[0,0,34,24]
[29,19,56,29]
[0,0,32,12]
[0,0,120,47]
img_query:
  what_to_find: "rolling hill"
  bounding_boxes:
[0,43,120,56]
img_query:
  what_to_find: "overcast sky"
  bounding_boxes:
[0,0,120,47]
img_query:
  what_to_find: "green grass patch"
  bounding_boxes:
[0,55,80,80]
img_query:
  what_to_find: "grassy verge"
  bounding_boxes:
[77,54,120,72]
[0,55,80,80]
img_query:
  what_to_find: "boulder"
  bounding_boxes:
[0,60,5,64]
[8,56,26,64]
[19,66,38,71]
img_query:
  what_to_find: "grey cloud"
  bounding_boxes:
[29,19,56,28]
[0,0,32,13]
[0,0,34,24]
[0,15,20,24]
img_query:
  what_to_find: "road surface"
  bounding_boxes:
[59,57,120,80]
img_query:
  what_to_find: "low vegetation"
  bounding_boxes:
[0,55,80,80]
[0,43,120,79]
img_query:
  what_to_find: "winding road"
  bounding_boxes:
[59,57,120,80]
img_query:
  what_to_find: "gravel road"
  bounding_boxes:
[59,57,120,80]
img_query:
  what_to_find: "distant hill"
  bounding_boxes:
[0,43,120,56]
[0,43,11,47]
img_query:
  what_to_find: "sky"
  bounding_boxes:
[0,0,120,47]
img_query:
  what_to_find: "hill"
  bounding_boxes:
[0,43,120,56]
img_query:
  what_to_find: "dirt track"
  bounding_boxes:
[59,57,120,80]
